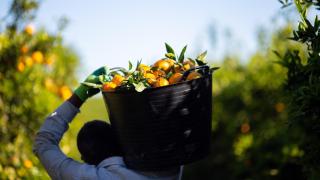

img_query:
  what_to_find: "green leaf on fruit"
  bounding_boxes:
[165,43,175,54]
[133,82,147,92]
[165,53,176,59]
[129,61,133,70]
[178,45,187,63]
[196,50,207,61]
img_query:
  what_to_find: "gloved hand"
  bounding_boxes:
[74,66,108,102]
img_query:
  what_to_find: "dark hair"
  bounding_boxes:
[77,120,122,165]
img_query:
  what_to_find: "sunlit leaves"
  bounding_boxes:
[133,82,148,92]
[165,43,175,57]
[233,134,253,158]
[128,61,133,71]
[278,0,320,176]
[0,0,80,179]
[178,45,187,63]
[196,51,208,66]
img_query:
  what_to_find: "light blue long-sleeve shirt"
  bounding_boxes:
[33,101,183,180]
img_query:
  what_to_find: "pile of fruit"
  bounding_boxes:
[84,43,211,92]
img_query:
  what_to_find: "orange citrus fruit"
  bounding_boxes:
[17,62,25,72]
[32,51,44,63]
[186,71,201,81]
[20,45,29,54]
[45,78,57,92]
[60,86,72,100]
[23,160,33,169]
[154,77,169,87]
[183,60,195,67]
[103,82,117,92]
[173,64,183,73]
[182,60,195,71]
[154,59,171,72]
[169,72,183,84]
[45,54,56,65]
[275,102,285,113]
[241,123,250,134]
[138,64,151,73]
[144,73,156,85]
[152,69,166,78]
[183,63,191,71]
[24,24,35,35]
[111,74,125,86]
[165,59,176,67]
[24,56,33,67]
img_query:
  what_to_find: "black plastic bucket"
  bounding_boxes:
[102,66,215,171]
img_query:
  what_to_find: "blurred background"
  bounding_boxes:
[1,0,319,179]
[0,0,292,79]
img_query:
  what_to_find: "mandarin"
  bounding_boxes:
[103,82,117,92]
[169,73,183,84]
[186,71,201,81]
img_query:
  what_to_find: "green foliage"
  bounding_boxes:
[279,0,320,12]
[0,0,79,179]
[183,25,307,179]
[165,43,176,60]
[277,0,320,177]
[1,1,319,179]
[196,50,208,66]
[178,45,187,63]
[164,43,188,62]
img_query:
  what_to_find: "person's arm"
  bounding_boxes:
[33,94,103,179]
[33,67,110,180]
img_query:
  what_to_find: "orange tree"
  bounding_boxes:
[278,0,320,178]
[0,0,79,178]
[183,24,307,179]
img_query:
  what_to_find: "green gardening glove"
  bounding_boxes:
[74,66,109,102]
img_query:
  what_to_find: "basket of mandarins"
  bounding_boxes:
[85,43,219,170]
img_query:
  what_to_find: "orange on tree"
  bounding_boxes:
[44,78,57,93]
[24,24,35,35]
[144,73,156,85]
[241,123,250,134]
[45,54,56,65]
[112,74,125,86]
[20,45,29,54]
[17,61,25,72]
[103,82,117,92]
[24,56,33,67]
[154,77,169,88]
[60,85,72,100]
[275,102,285,113]
[23,160,33,169]
[186,71,201,81]
[169,72,183,84]
[32,51,44,63]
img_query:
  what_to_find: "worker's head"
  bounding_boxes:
[77,120,122,165]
